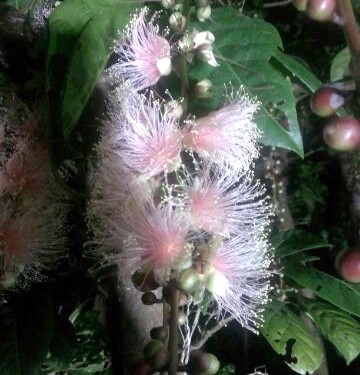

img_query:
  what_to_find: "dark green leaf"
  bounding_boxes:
[272,229,330,258]
[272,50,322,93]
[305,300,360,364]
[284,260,360,317]
[189,7,303,157]
[261,301,322,374]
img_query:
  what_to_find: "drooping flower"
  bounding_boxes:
[108,7,172,91]
[182,164,271,237]
[114,86,182,178]
[206,235,272,332]
[119,201,189,270]
[182,89,260,172]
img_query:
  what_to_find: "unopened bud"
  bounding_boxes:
[169,12,186,31]
[179,35,195,53]
[194,78,213,98]
[141,292,159,305]
[165,100,184,119]
[156,57,172,76]
[197,45,218,67]
[197,5,211,22]
[205,270,229,297]
[193,31,215,49]
[161,0,176,9]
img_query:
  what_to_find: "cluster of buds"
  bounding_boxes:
[0,97,68,288]
[310,85,360,152]
[88,3,273,372]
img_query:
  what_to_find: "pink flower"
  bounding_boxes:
[206,235,272,332]
[182,164,271,237]
[120,201,189,270]
[114,87,182,178]
[182,89,260,172]
[108,7,172,91]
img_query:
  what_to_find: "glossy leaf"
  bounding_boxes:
[272,229,330,258]
[261,302,322,374]
[305,300,360,364]
[189,7,303,157]
[284,260,360,317]
[272,50,322,93]
[330,47,350,82]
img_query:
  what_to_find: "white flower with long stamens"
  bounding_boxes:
[115,86,182,179]
[181,164,271,237]
[206,234,272,332]
[108,7,172,91]
[182,89,260,172]
[119,200,189,270]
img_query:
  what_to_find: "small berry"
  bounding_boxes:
[189,352,220,375]
[310,87,345,117]
[150,326,168,341]
[323,116,360,151]
[143,340,170,369]
[306,0,336,21]
[141,292,158,305]
[177,268,200,293]
[292,0,308,11]
[337,250,360,283]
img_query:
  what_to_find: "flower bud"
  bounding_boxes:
[310,86,345,117]
[194,79,213,98]
[169,12,186,31]
[306,0,336,21]
[189,353,220,375]
[161,0,176,9]
[178,310,187,325]
[177,268,200,293]
[150,326,168,341]
[197,5,212,22]
[193,31,215,49]
[141,292,158,305]
[205,270,229,297]
[179,35,195,53]
[165,100,184,119]
[156,57,172,77]
[197,45,218,67]
[292,0,308,11]
[144,340,170,369]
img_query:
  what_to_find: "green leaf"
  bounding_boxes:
[330,47,350,82]
[305,300,360,365]
[272,50,322,93]
[47,0,137,153]
[272,229,330,258]
[284,260,360,317]
[261,302,322,374]
[189,7,303,157]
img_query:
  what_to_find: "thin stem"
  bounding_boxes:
[168,283,180,375]
[263,0,292,8]
[190,316,234,350]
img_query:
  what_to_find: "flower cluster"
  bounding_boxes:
[0,98,68,288]
[88,4,273,356]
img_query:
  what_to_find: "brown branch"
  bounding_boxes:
[190,316,234,351]
[336,0,360,89]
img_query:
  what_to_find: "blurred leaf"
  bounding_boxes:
[305,300,360,365]
[47,0,137,164]
[261,301,322,374]
[284,260,360,317]
[330,47,350,82]
[46,316,77,369]
[0,292,54,375]
[189,7,303,157]
[272,229,330,258]
[216,364,235,375]
[272,50,322,93]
